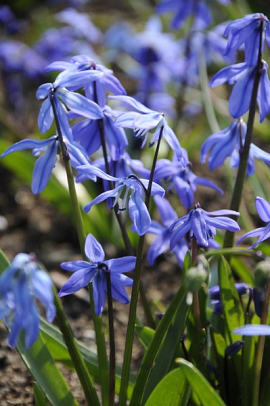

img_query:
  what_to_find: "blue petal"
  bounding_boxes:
[109,95,153,114]
[234,324,270,336]
[257,64,270,122]
[54,97,73,141]
[110,273,132,304]
[1,137,55,158]
[104,115,128,161]
[209,63,246,87]
[163,121,183,160]
[104,256,136,273]
[38,98,54,133]
[92,271,107,315]
[32,270,56,322]
[129,192,151,235]
[58,267,96,296]
[36,83,52,100]
[84,188,119,213]
[147,233,169,266]
[154,195,178,226]
[191,210,209,246]
[170,218,191,249]
[229,67,255,118]
[255,197,270,222]
[205,215,240,231]
[85,234,105,263]
[57,88,103,120]
[56,70,104,89]
[60,260,91,272]
[31,138,58,194]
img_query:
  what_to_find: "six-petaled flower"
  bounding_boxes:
[59,234,136,315]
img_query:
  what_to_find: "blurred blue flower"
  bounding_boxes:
[209,60,270,122]
[55,8,103,44]
[147,195,189,267]
[0,253,55,349]
[238,197,270,248]
[109,95,184,160]
[170,204,240,249]
[153,151,223,209]
[156,0,229,30]
[234,325,270,336]
[36,68,103,135]
[224,13,270,66]
[78,166,165,235]
[59,234,135,315]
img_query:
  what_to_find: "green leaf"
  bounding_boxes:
[144,368,190,406]
[135,326,155,350]
[40,319,135,399]
[218,256,245,344]
[33,383,49,406]
[143,299,190,403]
[176,359,226,406]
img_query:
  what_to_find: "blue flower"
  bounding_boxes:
[78,166,165,235]
[45,55,126,108]
[147,195,189,267]
[36,68,103,136]
[153,152,223,209]
[71,105,128,160]
[224,13,270,66]
[0,253,56,349]
[109,95,184,161]
[170,204,240,249]
[59,234,135,315]
[209,61,270,122]
[234,325,270,336]
[1,134,92,194]
[238,197,270,249]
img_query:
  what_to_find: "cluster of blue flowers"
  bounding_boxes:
[2,4,270,350]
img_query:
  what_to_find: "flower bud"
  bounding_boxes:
[254,261,270,288]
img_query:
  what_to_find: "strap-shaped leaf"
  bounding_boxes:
[145,368,190,406]
[176,359,226,406]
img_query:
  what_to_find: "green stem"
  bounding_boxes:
[106,273,116,406]
[223,22,264,249]
[192,237,201,332]
[50,96,109,406]
[54,289,100,406]
[252,285,270,406]
[118,127,163,406]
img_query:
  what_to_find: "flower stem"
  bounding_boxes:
[53,288,100,406]
[106,273,116,406]
[192,237,201,332]
[223,22,264,249]
[118,127,163,406]
[252,285,270,406]
[50,96,109,406]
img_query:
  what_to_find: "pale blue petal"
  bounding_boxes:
[54,97,73,141]
[85,234,105,263]
[60,260,91,272]
[109,95,154,114]
[38,98,54,133]
[237,227,266,245]
[36,83,52,100]
[170,219,191,249]
[147,233,170,266]
[209,63,246,87]
[129,192,151,235]
[234,324,270,336]
[205,216,240,231]
[255,196,270,222]
[45,61,72,72]
[57,88,103,119]
[84,188,120,213]
[154,195,178,226]
[31,139,58,194]
[1,137,55,158]
[163,121,182,160]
